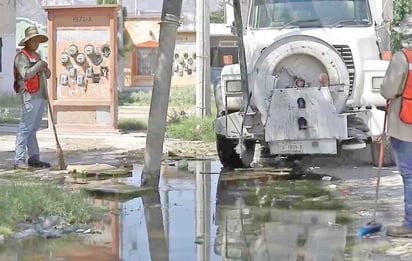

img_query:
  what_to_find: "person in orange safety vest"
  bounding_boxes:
[13,26,51,170]
[381,14,412,238]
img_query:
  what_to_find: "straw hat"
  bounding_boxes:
[18,26,48,47]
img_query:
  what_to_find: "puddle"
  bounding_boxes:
[0,160,358,260]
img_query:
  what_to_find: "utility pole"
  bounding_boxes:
[195,0,211,117]
[142,0,183,187]
[142,192,169,260]
[195,161,211,260]
[233,0,250,103]
[117,0,125,92]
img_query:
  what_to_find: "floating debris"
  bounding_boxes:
[67,164,130,178]
[357,210,372,217]
[322,176,333,181]
[177,159,189,169]
[83,182,157,201]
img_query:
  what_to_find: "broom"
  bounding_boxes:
[358,104,388,237]
[46,93,67,170]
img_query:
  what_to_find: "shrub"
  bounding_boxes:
[118,118,147,132]
[167,114,215,142]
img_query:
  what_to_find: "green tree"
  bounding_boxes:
[392,0,412,51]
[210,0,225,23]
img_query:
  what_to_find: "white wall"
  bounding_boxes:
[0,34,16,93]
[0,0,16,93]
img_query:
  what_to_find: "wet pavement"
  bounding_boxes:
[0,124,411,260]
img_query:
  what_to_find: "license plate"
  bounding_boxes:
[279,143,303,153]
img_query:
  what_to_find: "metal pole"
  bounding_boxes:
[134,0,137,16]
[195,161,211,260]
[142,0,183,186]
[117,0,125,92]
[195,0,211,117]
[142,192,169,261]
[233,0,250,103]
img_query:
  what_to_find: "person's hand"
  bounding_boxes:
[35,60,48,71]
[44,68,51,79]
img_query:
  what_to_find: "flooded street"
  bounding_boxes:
[1,160,370,261]
[0,129,409,261]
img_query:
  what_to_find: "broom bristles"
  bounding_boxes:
[56,146,67,170]
[358,221,382,237]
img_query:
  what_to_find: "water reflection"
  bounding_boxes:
[0,160,351,260]
[215,169,348,261]
[118,161,220,261]
[119,160,348,260]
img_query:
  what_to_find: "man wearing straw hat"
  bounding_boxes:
[381,14,412,237]
[13,25,51,169]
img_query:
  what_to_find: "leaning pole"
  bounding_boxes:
[142,0,183,186]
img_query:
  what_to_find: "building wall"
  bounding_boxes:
[171,42,197,87]
[124,17,198,88]
[0,0,16,93]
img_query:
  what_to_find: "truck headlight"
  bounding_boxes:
[372,77,384,90]
[226,80,242,93]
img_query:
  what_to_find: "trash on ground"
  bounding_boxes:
[357,210,372,217]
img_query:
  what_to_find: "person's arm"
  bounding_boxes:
[44,67,51,79]
[381,51,408,99]
[15,53,48,81]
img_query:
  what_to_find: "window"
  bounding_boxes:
[251,0,371,29]
[136,47,158,76]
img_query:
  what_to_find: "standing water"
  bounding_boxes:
[0,160,354,260]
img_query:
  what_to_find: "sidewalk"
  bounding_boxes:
[0,124,148,170]
[0,123,216,170]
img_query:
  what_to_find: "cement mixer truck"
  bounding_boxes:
[214,0,394,168]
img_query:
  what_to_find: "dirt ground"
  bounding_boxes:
[0,124,217,170]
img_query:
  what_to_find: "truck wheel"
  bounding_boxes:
[216,134,255,169]
[371,137,395,167]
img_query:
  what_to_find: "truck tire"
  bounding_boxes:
[371,137,395,167]
[216,134,255,169]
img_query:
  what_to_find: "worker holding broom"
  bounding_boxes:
[381,14,412,238]
[13,26,51,170]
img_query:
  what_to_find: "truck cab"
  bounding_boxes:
[214,0,393,168]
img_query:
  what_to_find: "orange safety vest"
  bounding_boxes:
[400,48,412,124]
[13,48,40,93]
